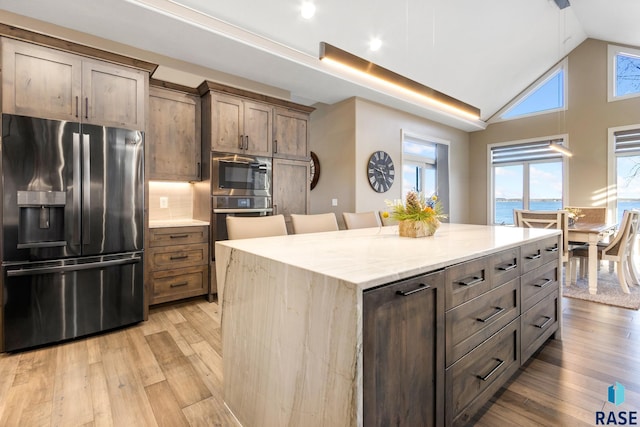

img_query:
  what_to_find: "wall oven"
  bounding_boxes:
[211,152,271,197]
[210,152,273,251]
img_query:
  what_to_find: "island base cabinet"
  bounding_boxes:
[446,319,520,427]
[363,270,445,427]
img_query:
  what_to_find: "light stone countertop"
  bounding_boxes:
[215,222,560,291]
[148,219,209,228]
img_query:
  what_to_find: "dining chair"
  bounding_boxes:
[342,211,381,229]
[570,210,639,293]
[226,214,288,240]
[514,209,570,261]
[290,213,339,234]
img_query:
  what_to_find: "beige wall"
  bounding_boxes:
[310,97,471,227]
[469,38,640,225]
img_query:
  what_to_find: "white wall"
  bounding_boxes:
[310,97,471,226]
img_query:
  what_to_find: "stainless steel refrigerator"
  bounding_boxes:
[1,113,144,352]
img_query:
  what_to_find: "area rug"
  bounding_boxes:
[562,268,640,310]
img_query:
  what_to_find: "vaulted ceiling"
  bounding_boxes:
[1,0,639,131]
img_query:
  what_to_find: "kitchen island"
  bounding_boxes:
[215,223,562,426]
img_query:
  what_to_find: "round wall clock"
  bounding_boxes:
[367,150,395,193]
[310,151,320,190]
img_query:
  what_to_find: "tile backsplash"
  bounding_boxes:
[148,181,193,221]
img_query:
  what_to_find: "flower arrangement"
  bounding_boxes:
[563,207,585,225]
[383,191,447,237]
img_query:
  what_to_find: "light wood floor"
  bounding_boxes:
[0,296,638,426]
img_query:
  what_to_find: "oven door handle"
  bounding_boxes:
[213,208,273,214]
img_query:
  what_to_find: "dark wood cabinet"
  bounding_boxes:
[148,84,201,181]
[272,158,310,232]
[2,38,147,130]
[273,107,309,160]
[148,226,209,305]
[363,270,445,427]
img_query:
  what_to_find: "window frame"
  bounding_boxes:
[607,124,640,222]
[608,44,640,102]
[400,130,450,214]
[487,134,570,225]
[491,58,568,123]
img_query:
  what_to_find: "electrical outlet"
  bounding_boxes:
[160,197,169,209]
[332,198,338,207]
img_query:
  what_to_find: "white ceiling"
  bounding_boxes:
[1,0,639,131]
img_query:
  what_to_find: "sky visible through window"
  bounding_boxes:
[502,70,564,119]
[615,53,640,97]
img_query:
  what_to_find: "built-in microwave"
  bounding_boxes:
[211,152,272,197]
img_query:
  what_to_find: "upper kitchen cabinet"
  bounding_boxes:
[202,91,272,157]
[1,37,148,130]
[273,107,309,160]
[148,82,202,181]
[198,81,314,158]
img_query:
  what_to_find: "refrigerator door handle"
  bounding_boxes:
[6,256,142,277]
[82,134,91,245]
[73,132,82,246]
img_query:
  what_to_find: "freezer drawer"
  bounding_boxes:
[2,252,143,352]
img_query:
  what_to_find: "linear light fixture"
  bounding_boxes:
[319,42,481,121]
[549,141,573,157]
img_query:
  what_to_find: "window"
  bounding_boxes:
[401,132,449,218]
[490,138,568,225]
[609,128,640,223]
[608,45,640,101]
[497,60,567,121]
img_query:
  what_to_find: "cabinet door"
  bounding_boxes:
[1,38,82,121]
[273,107,309,159]
[363,271,445,427]
[272,159,309,233]
[210,93,244,154]
[148,87,201,180]
[243,100,272,156]
[82,58,146,130]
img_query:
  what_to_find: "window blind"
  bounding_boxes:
[614,129,640,154]
[491,140,564,165]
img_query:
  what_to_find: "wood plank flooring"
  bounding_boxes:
[0,296,638,426]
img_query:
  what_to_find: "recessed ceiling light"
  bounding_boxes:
[369,38,382,51]
[301,2,316,19]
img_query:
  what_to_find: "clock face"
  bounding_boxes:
[367,150,395,193]
[310,151,320,190]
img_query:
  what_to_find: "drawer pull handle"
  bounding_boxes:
[526,252,541,260]
[534,278,553,288]
[458,276,484,286]
[498,263,517,271]
[534,316,553,329]
[546,246,559,252]
[170,282,188,288]
[169,234,189,239]
[170,255,189,260]
[396,284,431,297]
[477,358,505,382]
[477,306,505,323]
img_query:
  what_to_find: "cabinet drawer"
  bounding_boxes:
[149,226,208,247]
[521,260,559,313]
[445,257,491,310]
[446,319,520,426]
[521,236,560,274]
[521,289,559,363]
[445,248,519,310]
[150,265,208,304]
[148,243,208,271]
[446,279,519,366]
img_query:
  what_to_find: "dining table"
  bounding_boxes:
[568,222,617,294]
